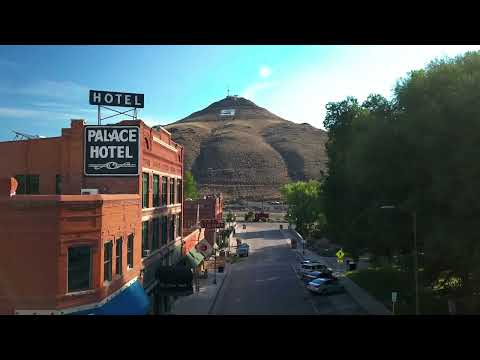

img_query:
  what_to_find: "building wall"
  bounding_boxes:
[184,195,224,246]
[0,138,62,194]
[0,196,59,314]
[0,119,185,315]
[0,194,141,315]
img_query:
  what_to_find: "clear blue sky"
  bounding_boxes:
[0,45,478,141]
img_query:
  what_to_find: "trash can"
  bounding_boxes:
[348,262,357,271]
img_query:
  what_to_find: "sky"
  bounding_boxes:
[0,45,479,141]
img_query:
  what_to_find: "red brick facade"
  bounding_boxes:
[184,195,224,246]
[0,119,184,315]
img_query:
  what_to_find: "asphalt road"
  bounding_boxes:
[212,222,366,315]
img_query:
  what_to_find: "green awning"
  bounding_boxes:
[186,248,205,268]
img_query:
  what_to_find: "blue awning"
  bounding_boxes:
[71,280,150,315]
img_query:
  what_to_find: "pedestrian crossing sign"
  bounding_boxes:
[336,249,345,260]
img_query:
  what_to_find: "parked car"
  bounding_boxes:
[306,278,345,295]
[237,243,249,257]
[302,270,336,283]
[300,262,333,275]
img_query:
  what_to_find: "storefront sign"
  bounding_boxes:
[89,90,144,108]
[84,126,140,176]
[201,219,225,229]
[196,239,213,258]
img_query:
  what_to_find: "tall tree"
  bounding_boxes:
[184,171,200,200]
[280,180,324,237]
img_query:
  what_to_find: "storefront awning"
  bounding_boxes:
[156,265,193,286]
[186,248,205,268]
[71,280,150,315]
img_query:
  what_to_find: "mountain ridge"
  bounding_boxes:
[154,96,327,201]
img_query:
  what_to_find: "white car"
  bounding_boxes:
[306,278,345,295]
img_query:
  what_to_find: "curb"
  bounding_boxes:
[297,248,391,315]
[208,261,232,315]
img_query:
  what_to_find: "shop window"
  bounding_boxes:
[170,215,175,242]
[170,178,175,205]
[142,173,149,208]
[153,174,160,207]
[162,176,168,206]
[67,246,92,293]
[104,242,113,282]
[142,221,149,257]
[55,175,62,195]
[15,174,39,194]
[127,234,134,268]
[116,237,123,275]
[152,218,160,251]
[161,216,168,245]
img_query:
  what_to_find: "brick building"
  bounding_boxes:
[184,194,224,246]
[0,119,189,315]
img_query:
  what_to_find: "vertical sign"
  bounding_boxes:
[84,126,140,176]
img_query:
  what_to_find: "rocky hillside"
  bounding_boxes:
[154,96,328,201]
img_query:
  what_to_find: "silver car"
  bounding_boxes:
[306,278,345,295]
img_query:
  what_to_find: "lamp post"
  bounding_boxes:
[380,205,419,315]
[213,232,217,285]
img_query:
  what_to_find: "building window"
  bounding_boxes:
[127,234,134,269]
[152,218,159,251]
[161,176,168,206]
[142,221,149,257]
[116,237,123,276]
[177,179,182,204]
[67,246,92,293]
[161,216,168,245]
[176,214,181,238]
[104,242,113,282]
[179,212,182,235]
[15,174,40,195]
[170,178,175,205]
[142,172,149,209]
[55,175,61,195]
[153,174,160,207]
[170,215,175,242]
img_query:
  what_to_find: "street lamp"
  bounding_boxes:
[380,205,419,315]
[213,241,220,285]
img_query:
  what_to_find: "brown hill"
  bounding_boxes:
[154,96,328,201]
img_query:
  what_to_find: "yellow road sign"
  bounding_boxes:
[337,259,344,263]
[336,249,345,259]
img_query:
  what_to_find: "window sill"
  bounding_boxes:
[65,289,96,297]
[142,204,180,212]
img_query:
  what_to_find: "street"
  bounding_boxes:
[212,222,366,315]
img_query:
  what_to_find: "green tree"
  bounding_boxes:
[321,50,480,300]
[226,212,235,223]
[184,171,200,200]
[244,211,254,222]
[280,180,324,237]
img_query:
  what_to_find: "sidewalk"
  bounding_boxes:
[295,248,391,315]
[171,263,231,315]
